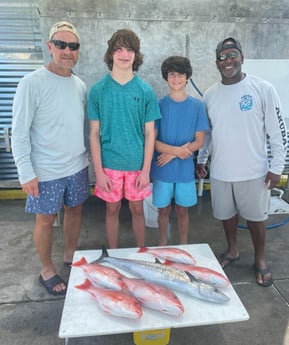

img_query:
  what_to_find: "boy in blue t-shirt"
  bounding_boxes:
[88,29,161,248]
[150,56,209,245]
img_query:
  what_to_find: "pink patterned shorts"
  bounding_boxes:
[94,168,152,203]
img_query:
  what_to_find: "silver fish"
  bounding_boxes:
[91,247,230,304]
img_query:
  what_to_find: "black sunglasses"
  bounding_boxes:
[217,51,240,61]
[50,40,80,51]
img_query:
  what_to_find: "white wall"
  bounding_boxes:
[243,59,289,118]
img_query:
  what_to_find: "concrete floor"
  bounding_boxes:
[1,192,289,345]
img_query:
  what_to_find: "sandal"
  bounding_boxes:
[253,265,273,287]
[64,262,72,268]
[39,274,67,296]
[220,253,240,268]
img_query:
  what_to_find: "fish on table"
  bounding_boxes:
[91,247,230,304]
[72,256,126,290]
[121,277,185,316]
[75,278,142,319]
[73,256,184,317]
[137,246,196,265]
[161,260,230,288]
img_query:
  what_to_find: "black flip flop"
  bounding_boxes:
[64,262,72,268]
[220,253,240,268]
[39,274,67,296]
[253,265,273,287]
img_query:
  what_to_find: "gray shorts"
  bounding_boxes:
[25,167,90,214]
[210,176,270,221]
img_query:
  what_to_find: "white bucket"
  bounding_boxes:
[143,191,159,228]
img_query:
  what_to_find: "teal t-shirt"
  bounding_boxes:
[88,74,161,171]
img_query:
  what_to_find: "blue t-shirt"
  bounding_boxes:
[150,95,209,182]
[88,74,161,171]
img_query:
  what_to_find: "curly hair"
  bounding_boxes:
[104,29,144,71]
[161,56,193,81]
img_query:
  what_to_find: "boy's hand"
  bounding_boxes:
[176,143,192,159]
[156,153,175,166]
[96,171,112,192]
[135,171,150,190]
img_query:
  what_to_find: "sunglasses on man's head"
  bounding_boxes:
[217,50,240,61]
[50,40,80,51]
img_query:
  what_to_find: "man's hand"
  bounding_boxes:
[265,171,281,189]
[196,163,208,179]
[22,177,39,197]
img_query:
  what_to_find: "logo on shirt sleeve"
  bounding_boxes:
[239,95,253,111]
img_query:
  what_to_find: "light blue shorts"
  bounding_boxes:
[25,167,90,214]
[152,179,197,208]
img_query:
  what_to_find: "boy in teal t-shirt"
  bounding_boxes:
[88,29,161,248]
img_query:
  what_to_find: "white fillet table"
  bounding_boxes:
[59,244,249,343]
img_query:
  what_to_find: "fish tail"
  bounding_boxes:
[90,245,109,264]
[137,246,147,253]
[75,278,92,290]
[71,256,87,267]
[137,247,148,253]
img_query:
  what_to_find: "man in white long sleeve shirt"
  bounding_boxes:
[12,21,89,295]
[196,37,287,287]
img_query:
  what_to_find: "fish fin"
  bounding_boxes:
[90,245,109,264]
[71,256,87,267]
[185,271,200,282]
[102,245,109,257]
[155,258,162,264]
[75,278,92,290]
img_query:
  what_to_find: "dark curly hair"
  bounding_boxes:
[161,56,192,81]
[104,29,144,71]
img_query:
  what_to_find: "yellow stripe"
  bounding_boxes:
[0,189,26,200]
[0,186,95,200]
[0,177,286,200]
